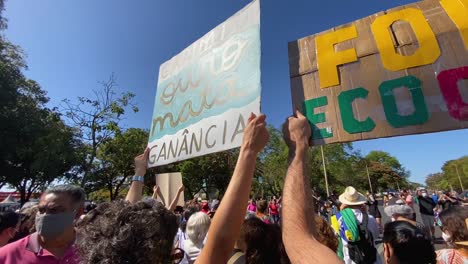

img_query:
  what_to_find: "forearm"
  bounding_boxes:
[283,145,314,240]
[125,181,144,204]
[282,145,341,264]
[196,149,257,264]
[168,191,182,211]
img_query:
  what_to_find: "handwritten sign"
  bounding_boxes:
[289,0,468,145]
[148,1,261,166]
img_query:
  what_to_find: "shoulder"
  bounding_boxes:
[0,236,29,258]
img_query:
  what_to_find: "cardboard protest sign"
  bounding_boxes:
[148,1,261,166]
[288,0,468,145]
[155,172,184,207]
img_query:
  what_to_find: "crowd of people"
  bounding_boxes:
[0,112,467,264]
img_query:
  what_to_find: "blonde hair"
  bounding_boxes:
[186,212,211,245]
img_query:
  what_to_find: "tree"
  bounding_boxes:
[365,151,410,191]
[441,157,468,192]
[0,3,81,204]
[176,149,240,200]
[425,172,450,190]
[86,128,149,201]
[62,74,138,189]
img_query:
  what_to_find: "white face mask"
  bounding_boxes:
[391,217,396,222]
[442,231,451,242]
[422,193,428,197]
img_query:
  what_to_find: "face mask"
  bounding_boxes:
[391,217,396,222]
[442,231,451,242]
[422,193,428,197]
[35,211,76,239]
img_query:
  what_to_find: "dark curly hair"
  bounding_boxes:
[314,216,339,252]
[439,206,468,247]
[240,217,290,264]
[77,199,178,264]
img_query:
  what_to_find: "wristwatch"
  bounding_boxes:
[132,175,144,183]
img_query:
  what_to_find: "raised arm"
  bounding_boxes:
[125,148,149,204]
[196,113,269,264]
[168,185,185,211]
[281,111,341,264]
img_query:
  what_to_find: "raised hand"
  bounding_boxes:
[134,148,149,176]
[282,110,312,149]
[241,113,269,154]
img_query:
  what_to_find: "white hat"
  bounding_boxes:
[339,186,367,205]
[384,204,414,217]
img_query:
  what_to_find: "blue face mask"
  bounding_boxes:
[35,211,76,239]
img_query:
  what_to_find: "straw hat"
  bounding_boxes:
[339,186,367,205]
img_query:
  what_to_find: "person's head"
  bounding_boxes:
[421,190,428,197]
[11,205,39,242]
[313,216,339,252]
[383,221,436,264]
[339,186,367,210]
[438,206,468,246]
[180,205,199,232]
[186,212,210,245]
[257,200,268,214]
[201,201,209,211]
[384,205,414,222]
[0,211,20,246]
[240,217,289,264]
[77,199,178,264]
[36,185,85,240]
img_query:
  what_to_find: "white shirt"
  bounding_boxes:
[341,209,381,264]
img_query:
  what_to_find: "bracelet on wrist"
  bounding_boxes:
[132,175,145,183]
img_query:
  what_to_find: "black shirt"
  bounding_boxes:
[418,196,436,215]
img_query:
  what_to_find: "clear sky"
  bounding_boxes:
[4,0,467,185]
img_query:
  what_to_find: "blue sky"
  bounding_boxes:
[5,0,467,185]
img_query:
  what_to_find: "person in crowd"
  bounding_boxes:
[331,186,380,264]
[181,212,210,264]
[0,211,20,247]
[0,185,85,264]
[387,193,399,206]
[255,200,270,224]
[384,204,429,238]
[280,111,342,264]
[76,148,180,264]
[402,190,415,220]
[366,191,382,226]
[238,217,289,264]
[200,201,210,215]
[382,221,436,264]
[383,195,389,207]
[438,191,459,211]
[247,199,257,213]
[314,215,339,252]
[174,205,199,249]
[11,205,38,242]
[269,198,280,224]
[436,206,468,263]
[432,192,439,204]
[417,189,437,239]
[195,113,269,263]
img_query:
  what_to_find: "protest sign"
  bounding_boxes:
[148,0,261,166]
[288,0,468,145]
[155,172,184,207]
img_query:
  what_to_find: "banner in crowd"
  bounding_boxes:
[148,0,261,166]
[155,173,184,207]
[288,0,468,145]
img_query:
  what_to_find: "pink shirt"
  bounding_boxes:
[0,232,79,264]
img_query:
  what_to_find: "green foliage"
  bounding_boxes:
[426,156,468,192]
[86,128,149,201]
[365,151,410,191]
